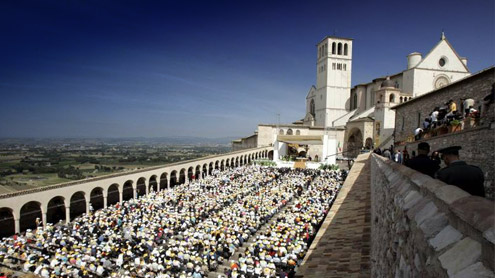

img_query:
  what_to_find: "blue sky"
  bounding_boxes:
[0,0,493,138]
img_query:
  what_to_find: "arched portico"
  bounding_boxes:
[149,175,158,192]
[90,187,104,211]
[170,171,178,188]
[346,128,364,158]
[136,178,147,197]
[47,196,66,225]
[179,169,186,185]
[20,201,42,232]
[188,167,194,181]
[70,191,86,221]
[208,162,213,175]
[122,180,134,201]
[0,208,15,238]
[195,165,201,180]
[159,173,168,191]
[202,164,207,178]
[107,183,120,206]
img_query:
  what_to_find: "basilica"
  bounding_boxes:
[232,32,471,163]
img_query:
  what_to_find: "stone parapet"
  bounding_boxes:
[370,153,495,277]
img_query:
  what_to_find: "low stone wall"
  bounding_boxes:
[370,154,494,277]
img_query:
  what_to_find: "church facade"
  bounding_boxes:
[232,33,471,161]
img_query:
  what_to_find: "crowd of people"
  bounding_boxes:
[374,143,485,198]
[414,98,480,140]
[0,165,347,278]
[225,172,341,278]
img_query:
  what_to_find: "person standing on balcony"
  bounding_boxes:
[404,143,439,177]
[435,146,485,197]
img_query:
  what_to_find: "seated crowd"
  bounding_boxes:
[0,166,346,278]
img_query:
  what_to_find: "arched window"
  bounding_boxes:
[310,99,315,117]
[338,43,342,55]
[279,129,284,135]
[332,42,336,54]
[353,93,358,109]
[287,129,293,135]
[296,130,301,135]
[344,43,348,55]
[343,64,347,71]
[389,94,395,103]
[400,97,403,103]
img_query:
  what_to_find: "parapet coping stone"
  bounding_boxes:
[372,154,495,274]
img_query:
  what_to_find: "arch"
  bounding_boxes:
[47,196,66,225]
[170,170,178,188]
[195,165,201,180]
[179,169,186,185]
[296,130,301,135]
[209,162,214,174]
[337,43,342,55]
[268,150,274,160]
[344,43,348,55]
[159,173,168,191]
[215,160,219,170]
[70,191,86,221]
[136,177,146,197]
[389,94,395,103]
[107,183,120,206]
[220,160,225,171]
[230,157,235,167]
[202,164,208,178]
[225,159,230,168]
[149,175,158,192]
[188,166,194,181]
[20,201,41,232]
[400,96,403,103]
[122,180,134,201]
[90,187,104,211]
[0,207,14,238]
[310,99,315,117]
[332,42,336,54]
[365,137,373,150]
[279,129,284,135]
[286,129,293,135]
[347,128,364,158]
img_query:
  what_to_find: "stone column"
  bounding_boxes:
[167,176,171,190]
[132,186,137,199]
[85,200,90,215]
[119,190,123,203]
[42,212,47,229]
[103,196,107,208]
[65,206,71,223]
[145,181,149,195]
[14,218,20,234]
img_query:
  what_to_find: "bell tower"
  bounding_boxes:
[315,36,353,127]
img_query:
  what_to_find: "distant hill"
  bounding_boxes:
[0,136,238,146]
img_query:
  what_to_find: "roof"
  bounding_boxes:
[317,35,353,45]
[392,66,495,110]
[277,135,323,145]
[414,35,469,72]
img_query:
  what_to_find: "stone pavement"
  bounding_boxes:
[296,153,371,278]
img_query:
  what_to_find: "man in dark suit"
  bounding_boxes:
[405,142,439,177]
[435,146,485,197]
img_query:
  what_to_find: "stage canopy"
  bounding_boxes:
[277,135,323,145]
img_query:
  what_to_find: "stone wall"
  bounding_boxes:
[370,154,494,277]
